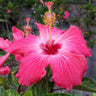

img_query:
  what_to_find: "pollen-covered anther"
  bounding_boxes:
[43,12,56,26]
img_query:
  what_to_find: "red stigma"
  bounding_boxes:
[45,1,53,9]
[45,1,53,6]
[25,17,30,23]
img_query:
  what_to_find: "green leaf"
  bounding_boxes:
[91,93,96,96]
[0,19,8,22]
[71,93,82,96]
[0,76,7,84]
[23,90,33,96]
[8,67,19,90]
[4,89,20,96]
[0,51,6,56]
[0,86,4,96]
[73,77,96,92]
[42,93,71,96]
[29,66,54,96]
[31,78,49,96]
[0,76,9,90]
[30,77,54,96]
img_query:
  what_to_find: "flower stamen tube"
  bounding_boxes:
[45,1,54,49]
[23,17,32,37]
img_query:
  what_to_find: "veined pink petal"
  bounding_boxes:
[48,51,88,90]
[36,23,65,44]
[6,34,41,57]
[0,38,11,51]
[35,23,49,44]
[55,26,91,57]
[51,27,65,40]
[16,52,48,86]
[0,66,10,75]
[0,53,10,67]
[12,26,24,40]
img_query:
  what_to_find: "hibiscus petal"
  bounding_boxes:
[6,34,41,56]
[16,53,48,86]
[35,23,49,44]
[55,26,91,57]
[15,54,23,61]
[0,38,11,51]
[0,53,10,67]
[0,66,10,75]
[12,26,24,40]
[51,27,65,40]
[48,51,88,90]
[36,23,65,44]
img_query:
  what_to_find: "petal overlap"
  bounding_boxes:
[0,38,11,51]
[0,53,10,67]
[12,26,24,40]
[6,34,41,59]
[35,23,49,44]
[0,66,10,75]
[36,23,65,44]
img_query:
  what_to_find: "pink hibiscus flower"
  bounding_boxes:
[4,23,91,90]
[0,17,31,62]
[0,53,10,75]
[0,26,25,63]
[0,26,24,75]
[64,11,70,19]
[0,25,30,75]
[0,38,11,75]
[7,9,11,13]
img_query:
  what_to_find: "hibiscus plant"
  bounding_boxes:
[0,1,96,96]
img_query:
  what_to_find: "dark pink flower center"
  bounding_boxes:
[4,69,9,74]
[40,41,61,55]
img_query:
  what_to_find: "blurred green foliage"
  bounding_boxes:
[80,2,96,48]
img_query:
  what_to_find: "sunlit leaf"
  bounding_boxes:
[42,93,71,96]
[71,93,83,96]
[0,19,8,22]
[23,90,33,96]
[30,77,54,96]
[4,89,20,96]
[73,77,96,93]
[8,67,19,90]
[91,93,96,96]
[0,76,9,90]
[0,86,4,96]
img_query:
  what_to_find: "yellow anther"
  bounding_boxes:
[43,11,56,26]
